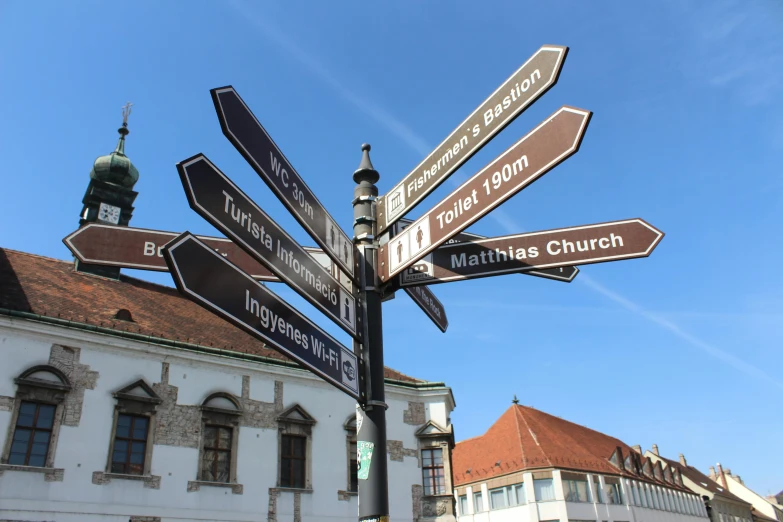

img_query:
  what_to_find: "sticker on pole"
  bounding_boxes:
[357,441,375,480]
[356,404,364,433]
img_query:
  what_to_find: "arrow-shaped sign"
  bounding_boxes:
[62,224,351,288]
[163,233,359,400]
[379,106,592,283]
[177,154,359,340]
[63,223,278,281]
[398,219,664,287]
[394,217,578,283]
[403,285,448,333]
[377,45,569,234]
[212,86,356,280]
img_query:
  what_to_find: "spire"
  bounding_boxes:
[353,143,379,184]
[114,102,132,155]
[512,395,519,405]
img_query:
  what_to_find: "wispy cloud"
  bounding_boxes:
[227,1,783,391]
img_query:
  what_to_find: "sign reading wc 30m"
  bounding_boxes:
[211,86,355,281]
[177,154,358,340]
[163,234,359,400]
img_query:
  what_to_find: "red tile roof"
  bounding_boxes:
[0,248,423,384]
[655,454,748,504]
[453,404,689,490]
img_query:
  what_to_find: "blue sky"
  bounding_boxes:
[1,0,782,495]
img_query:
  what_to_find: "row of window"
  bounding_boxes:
[5,368,450,496]
[458,473,706,516]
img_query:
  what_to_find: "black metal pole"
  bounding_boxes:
[353,144,389,521]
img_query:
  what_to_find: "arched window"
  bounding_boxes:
[3,365,72,469]
[197,392,242,486]
[344,414,358,493]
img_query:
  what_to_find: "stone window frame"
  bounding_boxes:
[415,420,456,519]
[1,365,72,474]
[193,392,243,490]
[344,414,358,495]
[104,379,162,480]
[276,404,316,492]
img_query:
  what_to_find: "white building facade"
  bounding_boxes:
[454,467,708,522]
[0,302,455,522]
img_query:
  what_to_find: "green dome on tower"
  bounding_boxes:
[89,102,139,189]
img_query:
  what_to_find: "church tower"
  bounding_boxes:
[75,103,140,278]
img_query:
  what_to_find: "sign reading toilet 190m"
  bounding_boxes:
[211,86,355,281]
[177,154,358,340]
[376,45,569,234]
[398,219,664,287]
[163,233,359,400]
[379,106,592,283]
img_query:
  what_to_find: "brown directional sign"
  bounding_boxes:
[377,45,569,234]
[63,224,351,288]
[177,154,358,340]
[63,223,278,281]
[404,286,448,333]
[379,106,592,282]
[163,233,359,399]
[395,217,578,283]
[211,86,356,280]
[398,219,664,287]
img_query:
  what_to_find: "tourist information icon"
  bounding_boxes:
[212,86,356,280]
[398,219,664,286]
[177,153,358,339]
[163,233,359,400]
[377,45,569,234]
[380,106,592,282]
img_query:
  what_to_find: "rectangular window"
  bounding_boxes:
[458,495,468,515]
[605,481,623,504]
[280,434,306,488]
[421,448,446,495]
[489,487,507,509]
[514,483,527,505]
[593,475,604,503]
[632,482,640,506]
[564,479,591,502]
[474,491,484,512]
[111,414,149,475]
[349,440,358,492]
[9,401,55,467]
[201,425,232,482]
[534,478,556,501]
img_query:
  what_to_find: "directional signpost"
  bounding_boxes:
[176,153,358,339]
[212,86,356,280]
[377,45,569,234]
[398,219,664,286]
[163,233,359,399]
[395,217,579,283]
[380,106,592,283]
[134,46,664,522]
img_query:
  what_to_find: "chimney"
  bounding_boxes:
[632,445,642,454]
[716,463,728,488]
[709,466,716,479]
[679,453,687,466]
[725,468,732,476]
[652,444,659,455]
